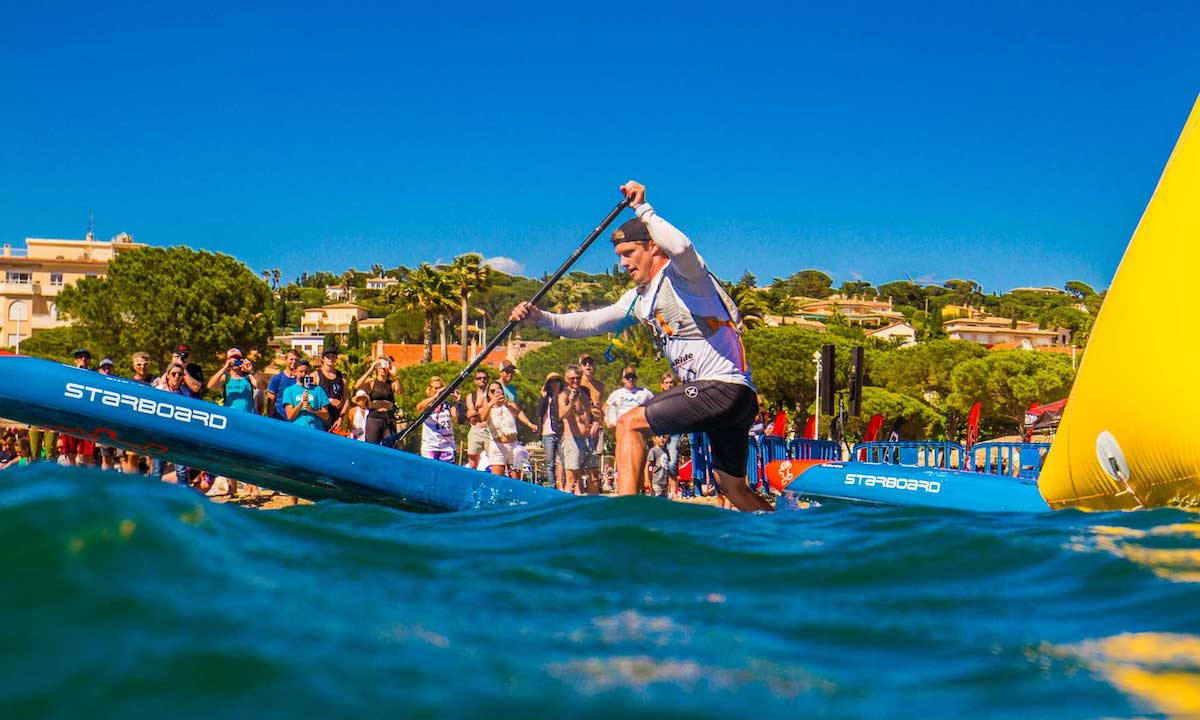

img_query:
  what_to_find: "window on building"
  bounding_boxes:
[8,301,27,321]
[5,271,31,284]
[47,301,57,320]
[49,272,64,286]
[6,334,20,347]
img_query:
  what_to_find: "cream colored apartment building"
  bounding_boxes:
[0,232,143,349]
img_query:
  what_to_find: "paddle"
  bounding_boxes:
[384,196,632,449]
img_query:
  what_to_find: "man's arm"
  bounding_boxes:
[510,287,639,339]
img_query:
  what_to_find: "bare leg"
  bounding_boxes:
[564,469,580,495]
[713,469,774,512]
[490,464,506,476]
[615,409,651,496]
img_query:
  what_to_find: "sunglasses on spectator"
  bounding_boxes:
[624,374,637,380]
[475,376,488,381]
[168,371,184,377]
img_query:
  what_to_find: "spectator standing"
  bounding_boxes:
[61,348,96,467]
[604,367,655,428]
[659,372,682,498]
[205,347,260,497]
[355,356,404,444]
[96,357,121,470]
[283,360,331,430]
[499,362,519,402]
[206,348,258,413]
[315,347,348,432]
[164,343,204,398]
[122,352,156,475]
[464,370,492,468]
[415,376,462,463]
[535,372,565,488]
[478,380,537,478]
[647,436,670,497]
[158,363,193,485]
[558,364,598,494]
[266,349,301,420]
[345,390,370,441]
[749,394,768,438]
[578,354,606,491]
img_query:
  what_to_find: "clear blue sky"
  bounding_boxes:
[2,2,1198,294]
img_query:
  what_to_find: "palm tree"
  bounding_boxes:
[371,263,384,279]
[723,281,769,330]
[261,270,270,285]
[388,264,457,363]
[443,253,492,361]
[272,268,281,290]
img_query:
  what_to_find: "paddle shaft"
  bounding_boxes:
[385,197,632,448]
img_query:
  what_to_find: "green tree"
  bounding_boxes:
[386,263,457,363]
[839,280,876,298]
[722,279,769,330]
[858,386,945,440]
[13,325,91,364]
[443,253,492,362]
[347,316,360,349]
[774,269,834,299]
[1064,280,1096,300]
[55,246,274,367]
[945,350,1075,435]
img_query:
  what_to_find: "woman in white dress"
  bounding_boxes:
[477,381,537,478]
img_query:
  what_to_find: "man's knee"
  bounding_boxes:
[616,408,651,436]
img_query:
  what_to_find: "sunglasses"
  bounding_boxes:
[168,371,184,377]
[475,377,488,381]
[624,375,637,380]
[134,362,147,367]
[565,376,580,382]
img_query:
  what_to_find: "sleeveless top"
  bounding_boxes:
[487,404,519,444]
[367,379,394,418]
[422,403,456,453]
[222,375,255,413]
[317,369,345,418]
[349,406,368,440]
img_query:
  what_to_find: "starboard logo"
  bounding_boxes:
[64,382,228,430]
[844,472,941,494]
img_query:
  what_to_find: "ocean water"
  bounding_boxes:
[3,466,1200,719]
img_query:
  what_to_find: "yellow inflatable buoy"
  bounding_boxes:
[1039,94,1200,510]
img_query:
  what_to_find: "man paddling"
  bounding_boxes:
[510,181,772,512]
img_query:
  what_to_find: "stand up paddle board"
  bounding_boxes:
[0,356,556,512]
[764,458,1051,513]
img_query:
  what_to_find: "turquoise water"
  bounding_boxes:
[4,466,1200,719]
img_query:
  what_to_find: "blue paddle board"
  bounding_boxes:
[0,356,557,512]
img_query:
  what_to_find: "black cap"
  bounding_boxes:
[321,347,339,357]
[611,218,651,244]
[72,347,91,358]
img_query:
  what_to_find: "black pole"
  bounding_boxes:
[384,196,631,449]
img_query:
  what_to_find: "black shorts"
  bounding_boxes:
[643,380,757,477]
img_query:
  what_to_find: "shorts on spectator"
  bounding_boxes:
[487,440,528,469]
[560,435,591,471]
[467,425,490,455]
